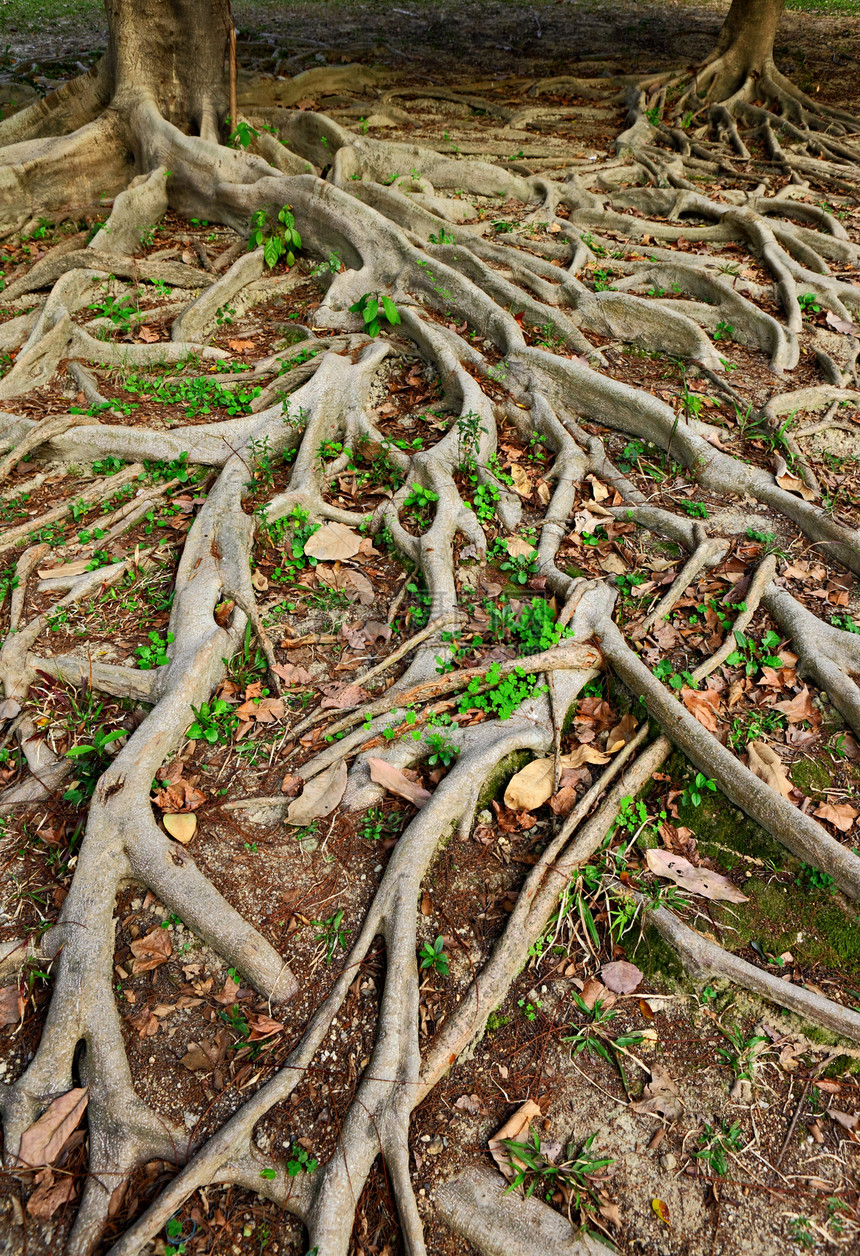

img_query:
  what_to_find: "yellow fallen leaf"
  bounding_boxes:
[163,813,198,844]
[652,1198,671,1226]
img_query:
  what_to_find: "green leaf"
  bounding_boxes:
[67,745,96,757]
[381,295,400,325]
[362,299,379,325]
[260,1167,277,1179]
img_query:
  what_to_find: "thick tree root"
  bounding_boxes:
[2,49,860,1256]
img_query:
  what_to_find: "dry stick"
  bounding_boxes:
[228,25,238,136]
[296,642,602,756]
[0,413,96,487]
[290,611,462,737]
[774,1076,812,1171]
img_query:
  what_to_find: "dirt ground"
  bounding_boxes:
[2,2,860,1256]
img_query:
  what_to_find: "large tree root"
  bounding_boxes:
[2,38,860,1256]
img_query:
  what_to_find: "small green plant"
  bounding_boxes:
[471,483,499,522]
[403,482,439,521]
[725,629,783,677]
[679,499,709,518]
[359,808,400,842]
[186,699,239,744]
[64,726,127,806]
[681,772,717,808]
[713,320,734,342]
[592,267,615,291]
[93,456,124,476]
[419,935,449,975]
[230,120,259,149]
[88,292,135,332]
[248,204,302,268]
[500,1127,614,1213]
[787,1216,816,1249]
[518,997,542,1022]
[135,631,174,669]
[830,613,860,635]
[694,1121,744,1177]
[349,291,402,337]
[717,1025,768,1081]
[424,731,459,767]
[312,908,350,962]
[798,292,822,317]
[428,228,455,244]
[795,863,835,893]
[286,1144,318,1176]
[165,1217,190,1256]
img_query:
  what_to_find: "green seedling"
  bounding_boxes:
[418,935,449,975]
[135,631,174,669]
[349,291,401,338]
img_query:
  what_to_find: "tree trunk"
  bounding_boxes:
[105,0,232,140]
[704,0,786,99]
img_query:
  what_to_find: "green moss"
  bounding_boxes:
[475,749,532,812]
[790,757,832,798]
[711,878,860,982]
[486,1012,510,1033]
[668,749,788,872]
[631,918,685,985]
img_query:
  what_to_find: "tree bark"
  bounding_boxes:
[106,0,233,140]
[703,0,786,99]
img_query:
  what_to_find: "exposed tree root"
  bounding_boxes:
[1,35,860,1256]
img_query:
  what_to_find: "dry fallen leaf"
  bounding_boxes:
[606,713,637,753]
[319,683,370,710]
[587,474,610,502]
[488,1099,543,1181]
[251,568,269,592]
[136,324,159,343]
[774,454,815,501]
[825,310,860,336]
[26,1168,77,1219]
[509,464,532,497]
[504,746,609,811]
[454,1093,487,1116]
[130,929,173,974]
[227,338,256,353]
[645,848,748,903]
[271,662,313,685]
[747,740,794,800]
[632,1067,683,1121]
[652,1198,672,1226]
[681,686,721,732]
[367,757,432,808]
[162,812,197,844]
[317,564,375,605]
[303,521,363,562]
[17,1089,89,1168]
[579,975,615,1011]
[152,779,206,813]
[773,686,819,725]
[814,801,857,833]
[287,760,348,826]
[247,1012,285,1041]
[600,960,643,994]
[214,974,240,1005]
[0,983,22,1026]
[505,537,537,560]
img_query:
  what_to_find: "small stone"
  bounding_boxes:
[660,1153,677,1170]
[427,1135,444,1155]
[478,809,492,825]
